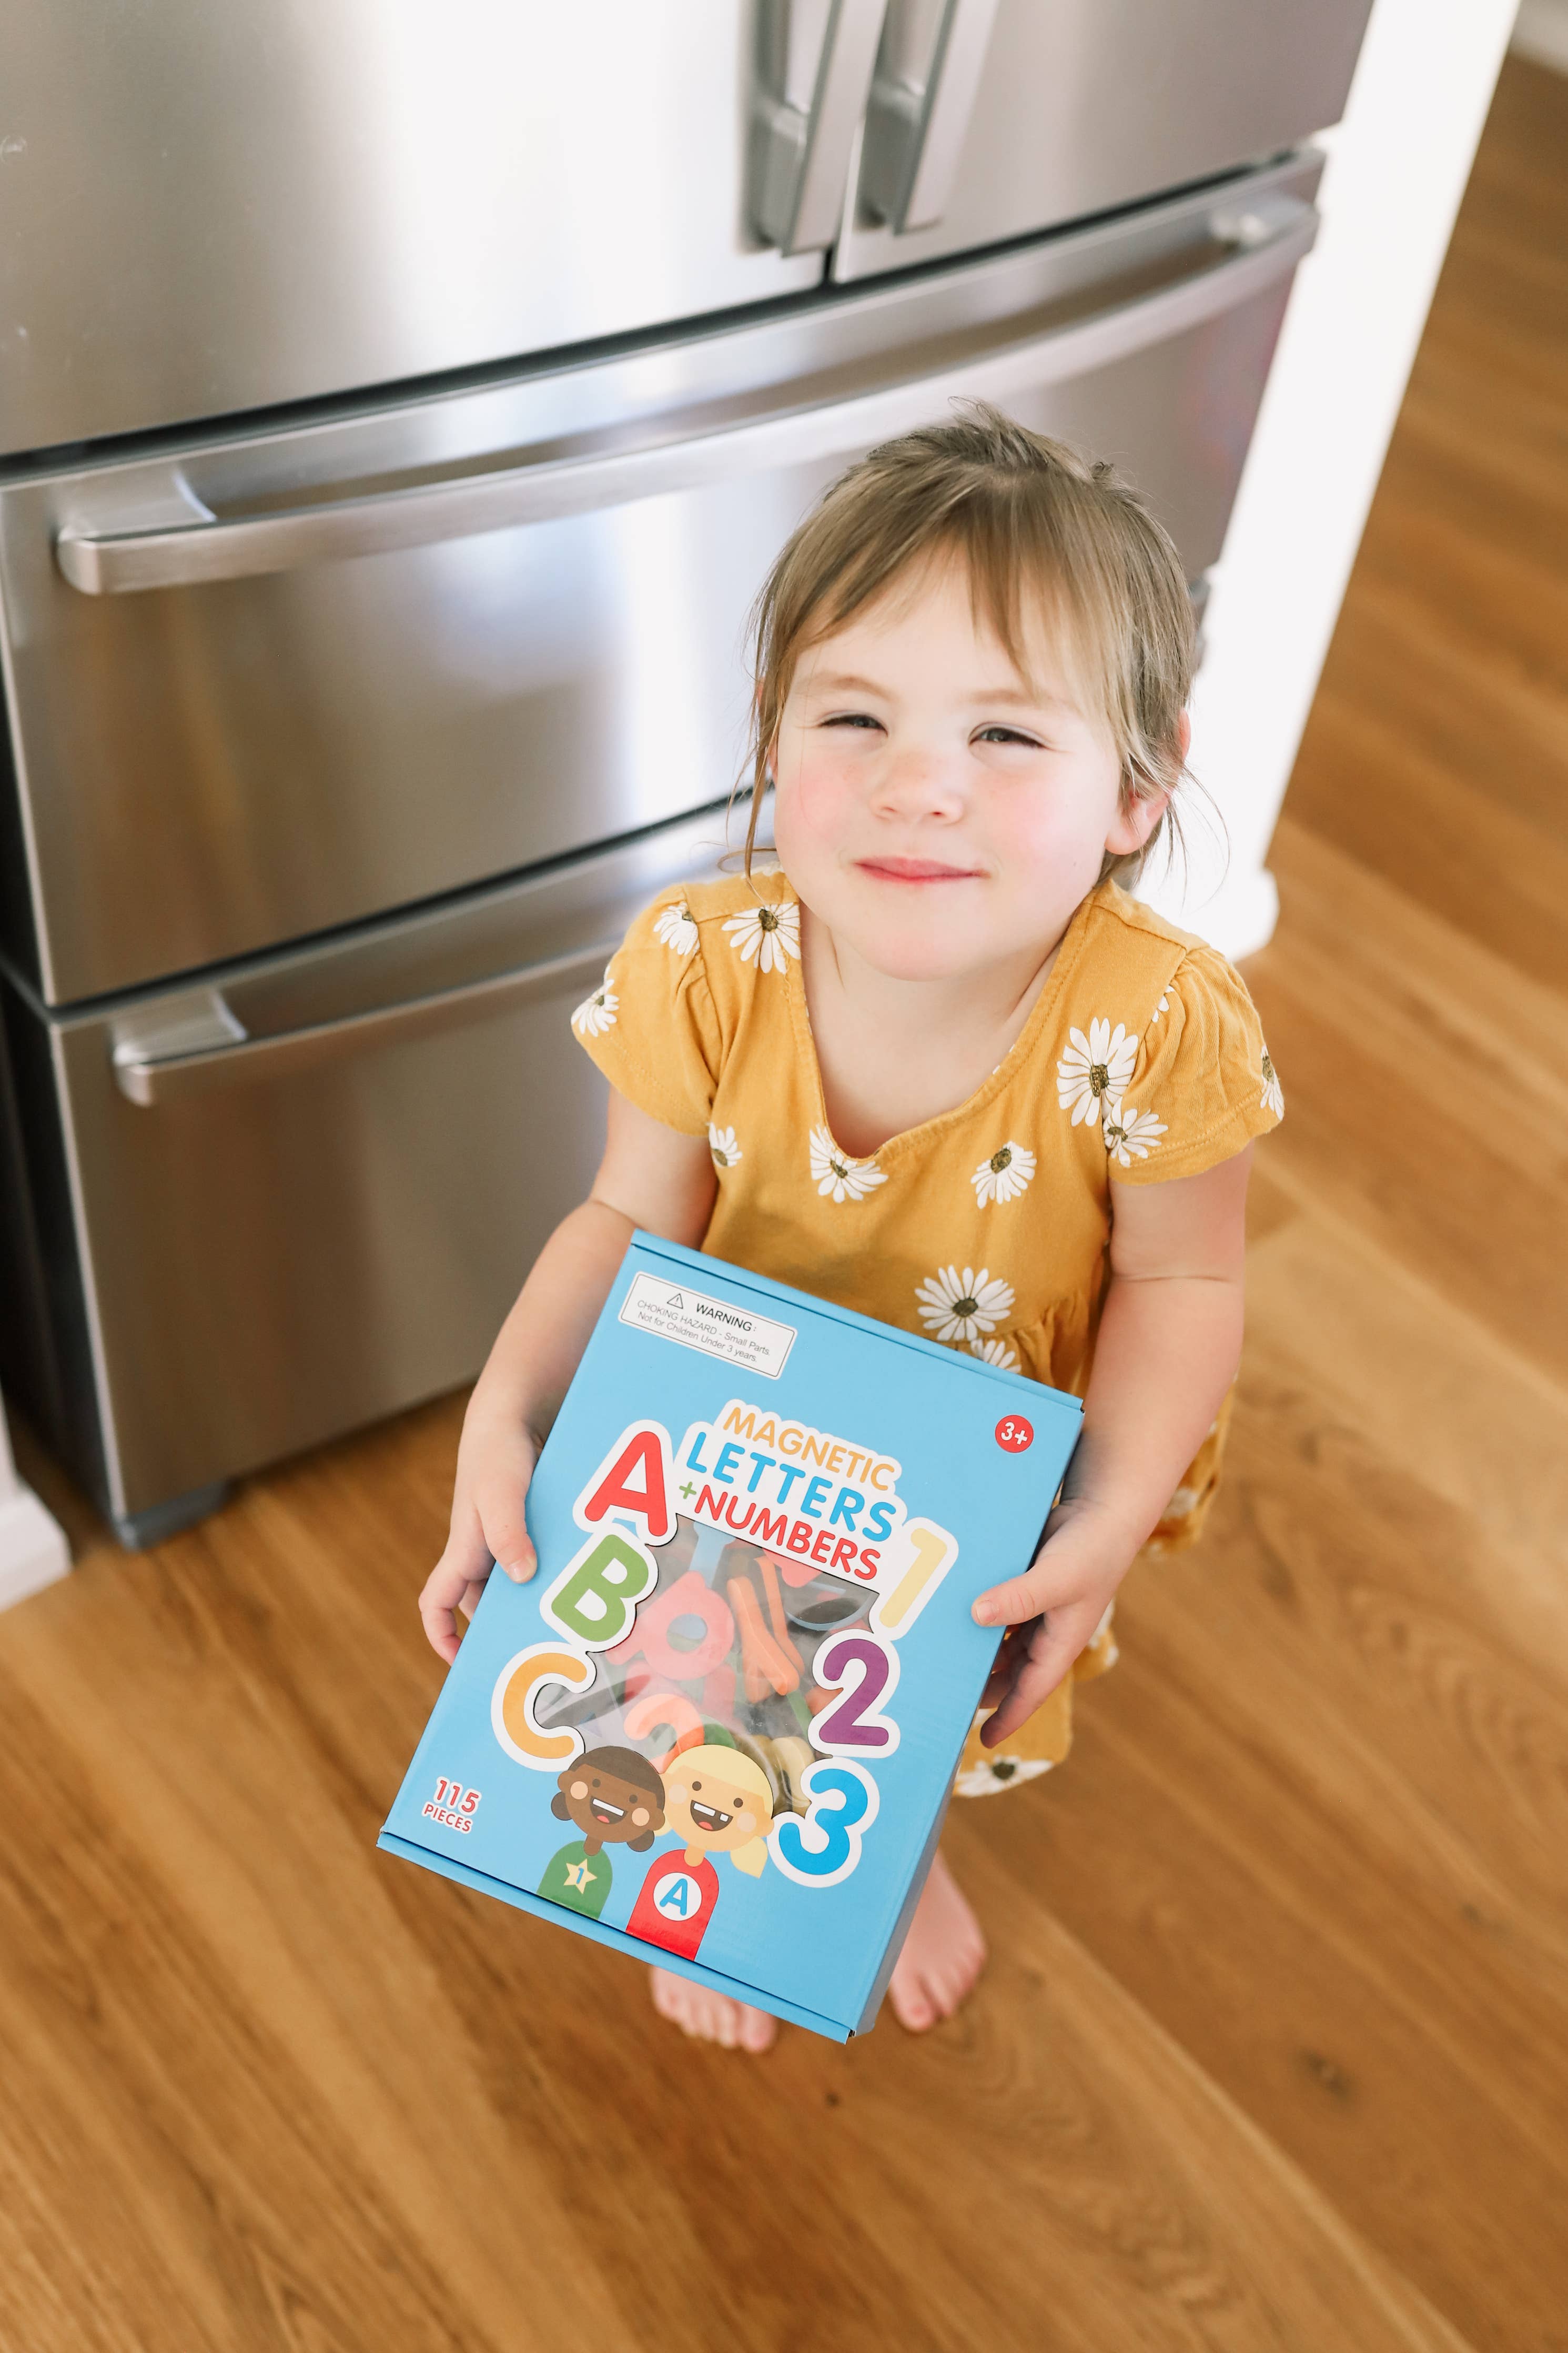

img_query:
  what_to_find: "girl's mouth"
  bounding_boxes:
[687,1801,732,1833]
[854,857,984,883]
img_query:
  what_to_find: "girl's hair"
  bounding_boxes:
[739,402,1197,884]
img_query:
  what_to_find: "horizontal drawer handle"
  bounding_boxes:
[57,195,1316,597]
[112,939,618,1107]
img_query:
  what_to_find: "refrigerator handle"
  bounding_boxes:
[750,0,887,256]
[861,0,1002,235]
[108,793,752,1105]
[56,194,1317,598]
[110,940,619,1107]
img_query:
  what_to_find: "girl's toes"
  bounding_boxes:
[648,1967,776,2052]
[888,1964,936,2032]
[650,1967,684,2025]
[739,2003,778,2054]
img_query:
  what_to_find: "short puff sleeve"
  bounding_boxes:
[1105,946,1282,1184]
[569,891,722,1138]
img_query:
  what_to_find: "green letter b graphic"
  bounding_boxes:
[540,1530,657,1650]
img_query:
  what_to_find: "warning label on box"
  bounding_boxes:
[618,1272,796,1379]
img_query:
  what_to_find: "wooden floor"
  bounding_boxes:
[5,55,1567,2353]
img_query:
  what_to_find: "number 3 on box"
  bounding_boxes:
[769,1760,879,1887]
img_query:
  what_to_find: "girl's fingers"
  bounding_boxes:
[980,1608,1100,1746]
[476,1479,537,1581]
[978,1626,1029,1707]
[970,1568,1044,1629]
[418,1563,468,1663]
[972,1543,1091,1628]
[418,1504,497,1661]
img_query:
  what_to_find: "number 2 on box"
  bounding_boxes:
[811,1630,900,1755]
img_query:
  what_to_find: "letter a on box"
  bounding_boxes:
[574,1420,676,1544]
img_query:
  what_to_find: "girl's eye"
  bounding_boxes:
[975,725,1043,748]
[821,712,883,730]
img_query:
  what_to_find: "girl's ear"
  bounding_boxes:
[1105,784,1170,857]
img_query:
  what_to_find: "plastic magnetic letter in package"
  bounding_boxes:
[378,1235,1083,2042]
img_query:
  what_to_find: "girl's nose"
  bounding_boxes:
[868,745,966,822]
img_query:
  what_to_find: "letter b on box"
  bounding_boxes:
[541,1531,657,1650]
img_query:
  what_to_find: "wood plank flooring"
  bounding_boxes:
[3,52,1566,2353]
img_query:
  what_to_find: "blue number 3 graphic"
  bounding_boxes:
[768,1760,880,1888]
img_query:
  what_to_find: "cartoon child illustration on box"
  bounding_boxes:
[626,1736,773,1962]
[537,1745,666,1921]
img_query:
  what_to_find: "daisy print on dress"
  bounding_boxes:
[1151,991,1170,1025]
[915,1265,1015,1344]
[708,1123,743,1170]
[969,1336,1020,1372]
[808,1126,886,1203]
[955,1754,1054,1797]
[1102,1102,1167,1168]
[570,967,619,1038]
[722,897,800,975]
[1260,1049,1284,1119]
[970,1141,1036,1206]
[1057,1018,1138,1127]
[652,900,699,957]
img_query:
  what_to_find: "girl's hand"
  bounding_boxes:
[969,1496,1141,1746]
[418,1403,542,1663]
[415,1099,719,1666]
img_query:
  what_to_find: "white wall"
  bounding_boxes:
[1140,0,1519,957]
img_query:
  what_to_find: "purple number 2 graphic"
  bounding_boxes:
[813,1631,899,1752]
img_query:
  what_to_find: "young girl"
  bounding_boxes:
[419,406,1281,2053]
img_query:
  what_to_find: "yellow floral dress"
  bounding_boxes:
[572,870,1282,1795]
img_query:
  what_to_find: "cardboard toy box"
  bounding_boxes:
[379,1236,1083,2041]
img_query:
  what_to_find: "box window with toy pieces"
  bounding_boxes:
[379,1235,1081,2041]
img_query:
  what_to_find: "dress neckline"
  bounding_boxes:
[771,875,1104,1168]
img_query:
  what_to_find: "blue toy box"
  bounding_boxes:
[379,1236,1083,2040]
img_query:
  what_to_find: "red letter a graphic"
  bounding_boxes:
[578,1423,675,1544]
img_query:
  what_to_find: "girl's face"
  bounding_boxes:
[771,557,1167,984]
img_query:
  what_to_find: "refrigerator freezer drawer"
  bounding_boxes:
[2,154,1320,1006]
[4,801,735,1533]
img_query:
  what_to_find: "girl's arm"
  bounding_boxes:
[418,1094,715,1660]
[972,1144,1252,1744]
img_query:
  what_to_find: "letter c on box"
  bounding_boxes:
[491,1643,594,1769]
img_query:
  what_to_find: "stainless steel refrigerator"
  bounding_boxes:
[0,0,1371,1543]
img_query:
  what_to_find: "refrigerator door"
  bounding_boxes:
[0,1,854,457]
[3,154,1319,1007]
[831,0,1372,281]
[5,800,737,1535]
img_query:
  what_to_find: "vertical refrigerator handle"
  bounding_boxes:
[750,0,887,255]
[861,0,1002,234]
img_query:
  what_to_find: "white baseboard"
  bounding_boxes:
[1,1398,71,1608]
[1513,0,1568,71]
[0,1484,70,1609]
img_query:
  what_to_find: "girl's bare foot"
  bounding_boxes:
[888,1849,987,2031]
[650,1966,778,2053]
